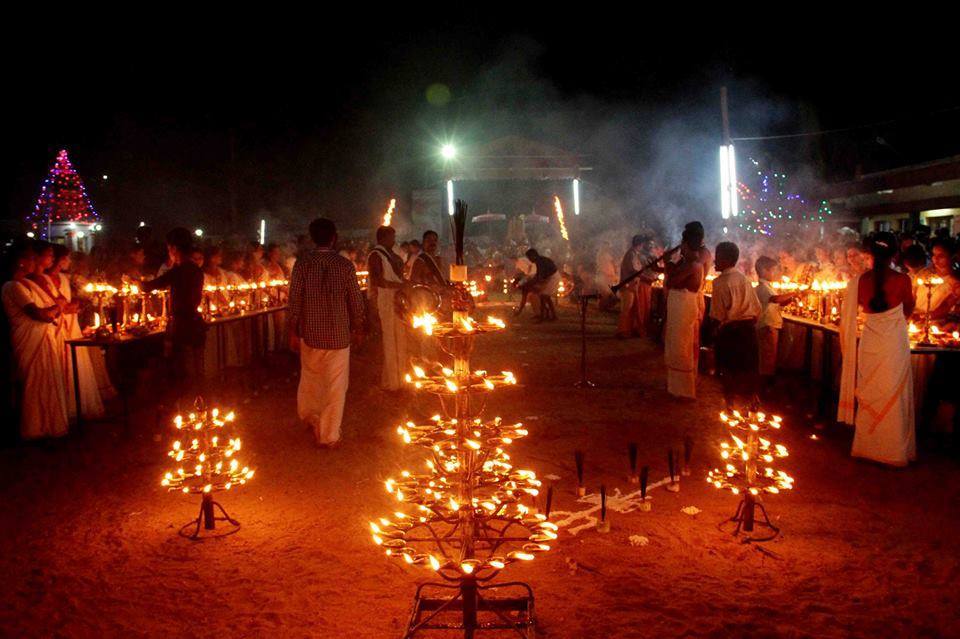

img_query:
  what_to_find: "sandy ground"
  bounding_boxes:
[1,303,959,638]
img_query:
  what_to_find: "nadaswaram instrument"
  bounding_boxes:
[610,245,680,294]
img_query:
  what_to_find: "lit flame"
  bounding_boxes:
[382,198,396,227]
[412,313,437,336]
[553,196,569,241]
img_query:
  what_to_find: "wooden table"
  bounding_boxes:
[67,329,165,432]
[780,312,959,420]
[206,306,287,382]
[66,306,288,432]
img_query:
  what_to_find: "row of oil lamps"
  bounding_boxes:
[201,279,288,320]
[81,282,169,338]
[80,278,292,339]
[653,274,960,347]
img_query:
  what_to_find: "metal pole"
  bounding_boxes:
[574,296,596,388]
[720,86,731,145]
[202,492,216,530]
[461,576,478,638]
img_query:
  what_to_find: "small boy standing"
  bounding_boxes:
[710,242,762,409]
[754,256,798,397]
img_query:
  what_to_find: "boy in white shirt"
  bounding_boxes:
[755,256,798,398]
[710,242,761,409]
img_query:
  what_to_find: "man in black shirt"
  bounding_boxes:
[525,248,559,321]
[143,227,207,398]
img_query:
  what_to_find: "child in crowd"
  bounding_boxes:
[754,256,798,398]
[710,241,761,409]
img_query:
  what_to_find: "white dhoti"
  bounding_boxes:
[376,289,408,390]
[540,271,561,296]
[298,345,350,445]
[850,305,915,466]
[837,276,860,425]
[664,288,700,399]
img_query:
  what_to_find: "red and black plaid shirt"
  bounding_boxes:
[288,248,366,350]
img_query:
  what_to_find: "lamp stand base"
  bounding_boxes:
[404,579,535,639]
[719,492,780,543]
[178,493,241,540]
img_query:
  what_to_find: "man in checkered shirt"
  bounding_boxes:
[287,218,366,447]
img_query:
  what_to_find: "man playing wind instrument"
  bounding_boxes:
[663,222,710,399]
[616,233,658,338]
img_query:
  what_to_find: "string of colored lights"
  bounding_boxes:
[733,157,833,236]
[27,149,100,239]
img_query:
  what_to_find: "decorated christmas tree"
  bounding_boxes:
[734,157,833,238]
[27,149,100,238]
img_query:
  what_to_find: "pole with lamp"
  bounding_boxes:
[719,87,738,230]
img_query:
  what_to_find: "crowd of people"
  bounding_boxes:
[600,227,960,339]
[242,217,960,460]
[0,227,312,442]
[614,222,960,468]
[3,214,959,465]
[288,222,570,447]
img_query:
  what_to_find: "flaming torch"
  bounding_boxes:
[160,397,254,538]
[383,197,396,227]
[708,409,793,542]
[372,207,552,637]
[553,195,570,241]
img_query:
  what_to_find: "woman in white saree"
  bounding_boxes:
[838,233,916,466]
[1,242,70,439]
[45,245,106,420]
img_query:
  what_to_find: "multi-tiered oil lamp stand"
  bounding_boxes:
[709,410,794,543]
[406,270,536,639]
[374,203,552,638]
[723,426,779,542]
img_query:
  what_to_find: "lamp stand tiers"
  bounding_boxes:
[709,409,792,543]
[720,492,780,543]
[377,263,551,638]
[179,493,241,540]
[405,580,535,639]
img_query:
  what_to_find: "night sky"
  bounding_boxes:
[6,16,959,238]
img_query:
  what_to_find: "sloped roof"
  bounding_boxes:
[823,155,960,199]
[822,155,960,215]
[448,136,589,181]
